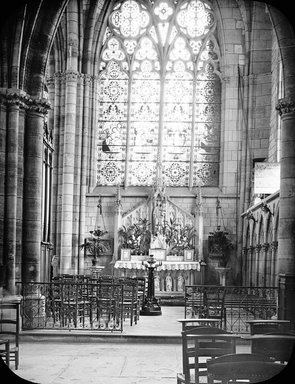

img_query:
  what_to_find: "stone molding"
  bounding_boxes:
[255,244,262,253]
[47,72,97,86]
[276,97,295,116]
[0,88,51,114]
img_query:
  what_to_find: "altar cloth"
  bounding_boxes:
[114,260,200,271]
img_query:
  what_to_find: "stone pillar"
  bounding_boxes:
[113,184,122,265]
[261,243,269,287]
[4,99,19,294]
[60,70,79,274]
[255,245,262,286]
[78,74,92,274]
[194,186,203,261]
[270,241,278,286]
[16,108,25,283]
[242,247,248,285]
[0,100,6,294]
[22,97,50,327]
[22,99,50,283]
[276,98,295,324]
[278,274,295,329]
[249,246,255,287]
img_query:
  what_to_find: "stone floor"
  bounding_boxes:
[4,306,253,384]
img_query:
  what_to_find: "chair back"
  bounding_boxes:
[181,327,236,384]
[207,353,285,383]
[0,302,20,345]
[251,333,295,363]
[204,289,226,327]
[0,302,20,369]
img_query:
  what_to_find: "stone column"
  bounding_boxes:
[255,244,262,287]
[248,245,255,287]
[22,98,50,283]
[4,94,20,294]
[59,70,79,274]
[22,97,50,328]
[242,247,248,285]
[78,74,93,273]
[276,98,295,325]
[6,104,19,293]
[112,185,122,265]
[194,186,203,261]
[263,243,271,287]
[270,241,278,287]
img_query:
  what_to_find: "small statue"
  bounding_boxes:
[151,233,165,249]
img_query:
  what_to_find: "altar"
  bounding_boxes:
[112,175,203,293]
[114,255,201,294]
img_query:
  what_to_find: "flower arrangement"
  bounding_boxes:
[157,216,195,255]
[208,228,233,267]
[80,227,111,265]
[118,218,152,255]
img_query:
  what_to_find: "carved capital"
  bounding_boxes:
[45,76,55,87]
[270,240,278,251]
[276,97,295,116]
[262,243,270,252]
[61,70,81,82]
[27,97,51,114]
[82,74,95,85]
[0,89,30,109]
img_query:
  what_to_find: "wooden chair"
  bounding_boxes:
[121,279,139,326]
[0,302,20,369]
[207,353,286,383]
[177,318,222,333]
[204,290,226,328]
[0,338,10,367]
[133,276,146,308]
[177,326,237,384]
[251,332,295,363]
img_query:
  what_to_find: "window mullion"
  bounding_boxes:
[124,72,133,189]
[189,76,197,189]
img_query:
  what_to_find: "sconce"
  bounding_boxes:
[246,211,257,222]
[261,202,274,215]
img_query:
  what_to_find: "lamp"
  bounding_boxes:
[246,211,257,222]
[261,202,274,215]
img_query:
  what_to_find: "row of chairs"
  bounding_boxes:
[52,274,147,327]
[177,324,289,384]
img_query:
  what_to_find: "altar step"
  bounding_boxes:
[158,292,185,306]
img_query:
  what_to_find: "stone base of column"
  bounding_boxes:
[22,294,46,329]
[278,274,295,329]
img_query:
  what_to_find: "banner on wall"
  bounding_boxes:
[254,162,280,195]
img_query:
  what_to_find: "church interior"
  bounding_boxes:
[1,0,295,379]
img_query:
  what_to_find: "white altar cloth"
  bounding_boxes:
[114,260,200,271]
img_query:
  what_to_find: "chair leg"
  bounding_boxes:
[16,351,19,370]
[6,342,10,369]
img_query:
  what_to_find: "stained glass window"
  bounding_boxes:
[97,0,221,187]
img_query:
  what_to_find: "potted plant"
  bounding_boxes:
[208,227,233,267]
[118,218,151,256]
[162,216,196,257]
[80,226,111,266]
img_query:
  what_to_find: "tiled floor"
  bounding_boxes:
[5,307,252,384]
